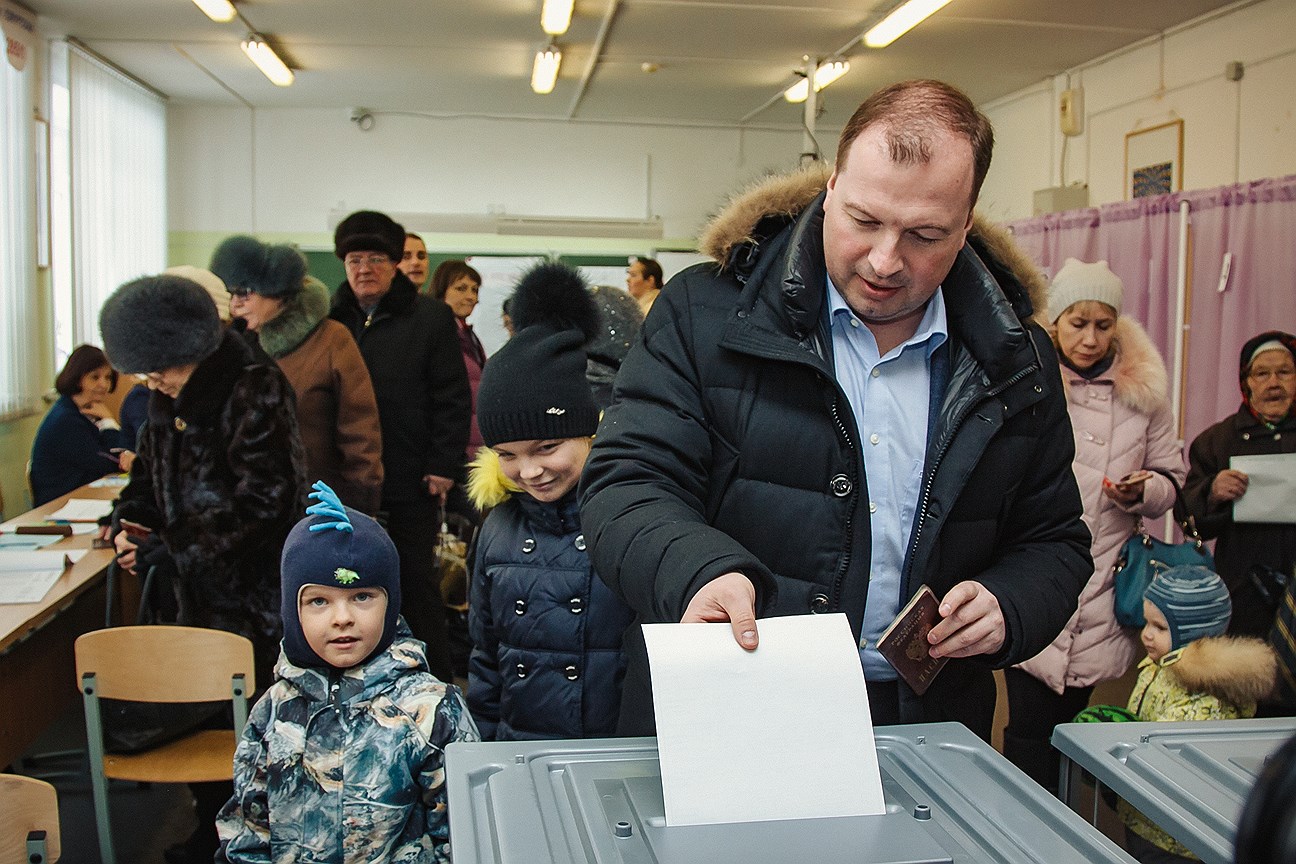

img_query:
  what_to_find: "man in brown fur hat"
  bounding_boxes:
[580,80,1090,740]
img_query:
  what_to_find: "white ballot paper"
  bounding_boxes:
[47,497,114,522]
[1231,453,1296,523]
[643,613,885,826]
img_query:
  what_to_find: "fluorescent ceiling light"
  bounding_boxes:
[531,47,562,94]
[863,0,954,48]
[241,35,294,86]
[541,0,575,36]
[784,61,850,103]
[191,0,237,23]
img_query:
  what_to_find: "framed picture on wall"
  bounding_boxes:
[1125,119,1184,199]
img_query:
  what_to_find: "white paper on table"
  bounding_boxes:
[0,534,58,550]
[0,550,82,571]
[0,569,63,604]
[68,523,99,535]
[1231,453,1296,523]
[643,613,885,827]
[47,498,114,522]
[88,475,129,488]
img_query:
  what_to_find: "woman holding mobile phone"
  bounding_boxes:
[1003,259,1186,791]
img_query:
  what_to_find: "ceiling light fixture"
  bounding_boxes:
[863,0,953,48]
[531,45,562,94]
[784,60,850,103]
[540,0,575,36]
[190,0,237,23]
[241,34,294,86]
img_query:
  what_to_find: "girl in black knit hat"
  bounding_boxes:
[464,262,634,740]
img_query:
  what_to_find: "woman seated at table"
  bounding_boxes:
[29,345,132,506]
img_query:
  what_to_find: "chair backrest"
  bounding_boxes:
[0,773,61,863]
[75,625,256,702]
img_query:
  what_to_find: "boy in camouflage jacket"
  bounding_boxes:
[1119,566,1277,863]
[217,482,479,863]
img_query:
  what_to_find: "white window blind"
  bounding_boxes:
[0,49,39,420]
[60,43,166,356]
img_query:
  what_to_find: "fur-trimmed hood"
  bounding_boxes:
[1159,635,1278,706]
[1060,316,1169,416]
[696,166,1049,320]
[257,276,331,359]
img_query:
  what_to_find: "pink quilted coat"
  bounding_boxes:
[1015,317,1186,694]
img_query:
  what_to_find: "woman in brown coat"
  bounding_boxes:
[212,235,384,514]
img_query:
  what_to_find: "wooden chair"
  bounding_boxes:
[75,626,255,864]
[0,773,61,863]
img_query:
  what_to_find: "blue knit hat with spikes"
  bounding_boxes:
[280,481,401,669]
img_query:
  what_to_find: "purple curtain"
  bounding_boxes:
[1006,175,1296,447]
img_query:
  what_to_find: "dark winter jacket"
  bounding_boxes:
[330,271,471,503]
[579,169,1091,738]
[29,394,128,505]
[114,331,306,666]
[1180,331,1296,637]
[467,452,633,740]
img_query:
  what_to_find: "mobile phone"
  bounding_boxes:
[119,519,153,541]
[1116,471,1151,489]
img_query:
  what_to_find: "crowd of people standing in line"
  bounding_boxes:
[19,76,1296,864]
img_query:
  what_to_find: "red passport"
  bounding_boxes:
[876,585,948,696]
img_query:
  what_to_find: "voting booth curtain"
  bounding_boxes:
[1007,175,1296,448]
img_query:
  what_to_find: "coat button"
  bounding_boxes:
[569,597,584,614]
[514,599,527,616]
[830,474,852,497]
[574,534,586,551]
[810,593,830,613]
[522,538,536,553]
[516,663,528,678]
[174,417,188,431]
[565,665,580,681]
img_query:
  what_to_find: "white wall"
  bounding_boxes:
[168,107,807,245]
[980,0,1296,221]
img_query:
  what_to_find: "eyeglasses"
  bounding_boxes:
[1248,368,1295,383]
[226,288,253,299]
[344,254,392,269]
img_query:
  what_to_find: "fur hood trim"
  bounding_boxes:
[1166,635,1278,705]
[257,276,330,359]
[466,447,519,511]
[1059,316,1169,415]
[696,166,1048,319]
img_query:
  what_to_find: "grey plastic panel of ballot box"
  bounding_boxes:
[446,721,1134,864]
[1052,717,1296,864]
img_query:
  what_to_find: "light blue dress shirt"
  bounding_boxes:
[828,279,947,680]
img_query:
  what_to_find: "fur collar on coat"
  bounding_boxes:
[1154,635,1278,706]
[696,165,1050,320]
[1062,316,1170,417]
[257,278,330,359]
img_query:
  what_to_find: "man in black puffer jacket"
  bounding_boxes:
[330,210,471,683]
[580,80,1091,740]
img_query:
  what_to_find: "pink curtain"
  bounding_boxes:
[1006,175,1296,447]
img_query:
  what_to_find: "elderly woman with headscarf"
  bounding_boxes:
[211,235,383,515]
[1181,331,1296,639]
[1003,259,1186,790]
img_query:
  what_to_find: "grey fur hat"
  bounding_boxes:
[209,235,308,299]
[99,274,224,373]
[333,210,405,262]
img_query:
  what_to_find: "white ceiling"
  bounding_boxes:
[25,0,1242,130]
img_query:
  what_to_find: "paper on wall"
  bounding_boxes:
[643,613,885,827]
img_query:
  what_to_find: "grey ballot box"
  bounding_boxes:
[446,722,1134,864]
[1052,717,1296,864]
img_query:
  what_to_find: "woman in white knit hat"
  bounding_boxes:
[1003,258,1187,791]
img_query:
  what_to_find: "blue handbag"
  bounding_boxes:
[1112,469,1214,628]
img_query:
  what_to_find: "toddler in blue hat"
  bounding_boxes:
[1119,565,1278,862]
[216,482,479,863]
